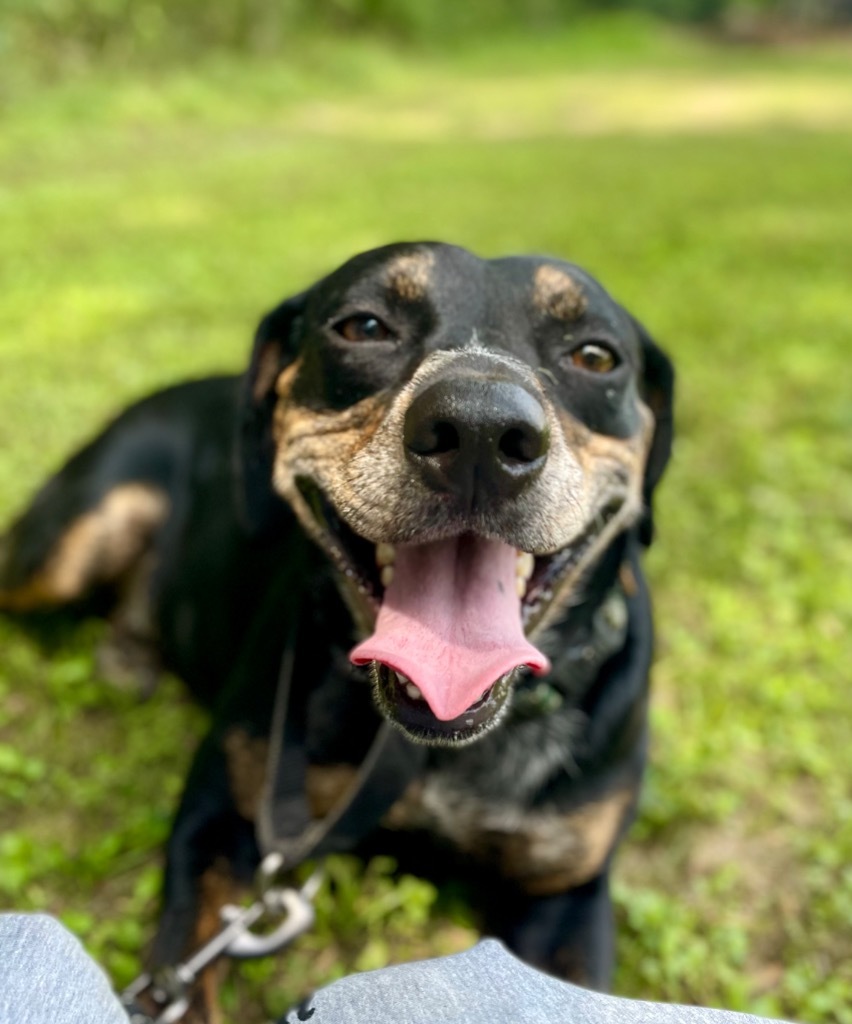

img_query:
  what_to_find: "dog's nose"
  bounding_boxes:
[404,377,549,502]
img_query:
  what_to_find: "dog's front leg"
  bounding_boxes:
[149,727,262,1021]
[488,872,615,990]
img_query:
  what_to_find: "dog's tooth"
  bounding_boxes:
[396,670,410,684]
[516,577,527,598]
[515,551,534,581]
[375,543,396,568]
[405,682,423,701]
[380,565,395,587]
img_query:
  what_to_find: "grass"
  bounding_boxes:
[1,19,851,1023]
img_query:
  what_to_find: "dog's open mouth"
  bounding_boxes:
[350,535,550,746]
[296,479,623,745]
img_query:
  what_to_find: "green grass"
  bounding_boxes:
[1,22,851,1024]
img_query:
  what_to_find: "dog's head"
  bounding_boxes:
[239,242,674,746]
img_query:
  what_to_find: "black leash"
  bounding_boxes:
[122,621,426,1023]
[257,620,426,868]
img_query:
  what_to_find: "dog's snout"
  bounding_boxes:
[404,377,549,502]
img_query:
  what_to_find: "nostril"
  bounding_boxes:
[499,425,546,465]
[406,419,460,457]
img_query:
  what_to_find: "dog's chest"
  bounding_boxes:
[378,715,633,896]
[301,690,634,897]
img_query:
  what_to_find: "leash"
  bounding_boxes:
[256,623,425,868]
[121,618,426,1023]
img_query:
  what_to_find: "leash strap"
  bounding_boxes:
[257,622,426,869]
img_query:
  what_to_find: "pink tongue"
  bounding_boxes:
[350,536,550,721]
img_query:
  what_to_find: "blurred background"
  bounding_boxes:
[0,2,850,1022]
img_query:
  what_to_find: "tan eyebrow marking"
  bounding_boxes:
[533,265,587,321]
[386,250,435,301]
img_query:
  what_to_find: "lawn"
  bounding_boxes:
[0,18,850,1024]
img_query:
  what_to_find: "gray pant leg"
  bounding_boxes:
[284,939,795,1024]
[0,913,128,1024]
[0,914,797,1024]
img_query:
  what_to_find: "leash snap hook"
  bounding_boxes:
[221,887,315,959]
[223,853,322,960]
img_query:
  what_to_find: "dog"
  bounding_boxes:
[0,241,673,1010]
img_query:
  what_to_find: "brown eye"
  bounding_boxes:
[334,314,394,343]
[570,342,618,374]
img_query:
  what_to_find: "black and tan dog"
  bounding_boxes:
[0,242,673,999]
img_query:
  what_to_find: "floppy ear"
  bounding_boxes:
[633,317,675,547]
[236,291,308,535]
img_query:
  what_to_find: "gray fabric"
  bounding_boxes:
[0,913,127,1024]
[283,939,794,1024]
[0,914,795,1024]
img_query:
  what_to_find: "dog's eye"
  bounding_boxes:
[570,342,618,374]
[333,314,394,343]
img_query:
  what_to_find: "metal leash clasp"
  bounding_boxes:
[225,852,321,959]
[121,853,322,1023]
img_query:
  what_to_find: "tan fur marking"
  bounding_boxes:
[533,265,587,321]
[192,862,239,1024]
[274,395,388,451]
[619,561,639,598]
[273,357,394,463]
[497,788,635,894]
[518,401,653,639]
[253,342,284,403]
[273,357,303,399]
[0,483,168,612]
[272,368,391,478]
[306,763,359,818]
[385,251,435,301]
[383,779,426,830]
[571,401,655,496]
[384,775,636,896]
[269,384,393,636]
[198,972,224,1024]
[223,728,269,821]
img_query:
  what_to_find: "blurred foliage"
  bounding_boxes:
[1,16,851,1024]
[2,0,852,90]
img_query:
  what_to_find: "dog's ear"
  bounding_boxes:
[633,317,675,547]
[236,291,308,535]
